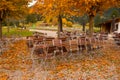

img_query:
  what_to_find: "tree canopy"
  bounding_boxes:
[0,0,29,38]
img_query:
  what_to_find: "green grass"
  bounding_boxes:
[2,27,33,37]
[94,27,101,32]
[2,23,100,38]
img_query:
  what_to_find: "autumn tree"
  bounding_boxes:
[72,15,88,32]
[74,0,119,36]
[33,0,75,37]
[0,0,29,39]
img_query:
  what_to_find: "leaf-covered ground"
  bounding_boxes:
[0,40,120,80]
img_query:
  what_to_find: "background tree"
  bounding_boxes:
[72,15,88,32]
[104,7,120,20]
[74,0,118,36]
[0,0,29,39]
[94,7,120,28]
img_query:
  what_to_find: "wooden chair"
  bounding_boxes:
[86,37,92,51]
[98,34,104,48]
[44,38,55,59]
[52,38,63,57]
[78,37,87,51]
[90,37,98,50]
[114,34,120,46]
[69,39,79,56]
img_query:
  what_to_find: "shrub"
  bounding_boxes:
[66,21,73,27]
[62,18,73,27]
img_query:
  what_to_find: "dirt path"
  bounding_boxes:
[29,29,57,37]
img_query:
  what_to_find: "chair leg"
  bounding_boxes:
[68,49,73,58]
[53,50,56,58]
[30,46,36,69]
[61,46,68,62]
[80,45,83,52]
[60,46,64,56]
[76,46,80,55]
[44,48,48,62]
[85,44,87,51]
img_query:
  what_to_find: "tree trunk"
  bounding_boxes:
[0,19,2,39]
[7,26,10,33]
[6,18,10,33]
[58,15,63,38]
[89,16,94,37]
[7,21,10,33]
[82,23,85,32]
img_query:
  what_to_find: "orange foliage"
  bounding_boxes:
[0,72,8,80]
[32,0,76,19]
[0,40,32,70]
[0,0,29,20]
[74,0,119,16]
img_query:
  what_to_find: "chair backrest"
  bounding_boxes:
[69,39,78,46]
[44,39,53,47]
[59,37,67,42]
[78,37,86,45]
[90,37,96,44]
[86,37,91,45]
[33,37,44,44]
[52,38,62,47]
[69,39,79,51]
[45,37,54,41]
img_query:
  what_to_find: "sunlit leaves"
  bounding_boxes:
[0,40,32,70]
[0,0,29,20]
[32,0,76,21]
[0,72,8,80]
[74,0,119,16]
